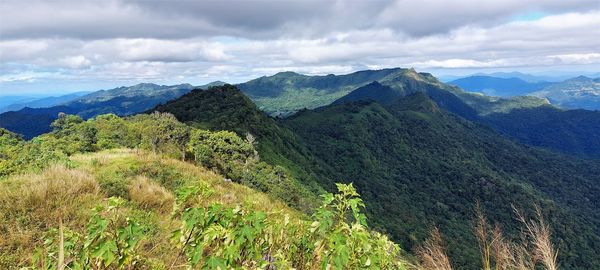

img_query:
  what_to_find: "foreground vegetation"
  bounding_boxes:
[0,112,562,269]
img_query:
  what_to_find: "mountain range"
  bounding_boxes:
[530,76,600,110]
[448,76,553,97]
[0,91,91,113]
[149,84,600,269]
[2,68,600,158]
[0,82,224,139]
[449,74,600,110]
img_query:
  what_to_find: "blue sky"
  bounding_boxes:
[1,0,599,96]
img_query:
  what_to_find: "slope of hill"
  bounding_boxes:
[482,106,600,158]
[448,76,553,97]
[285,91,600,269]
[0,82,224,139]
[150,85,328,195]
[0,111,408,269]
[531,76,600,110]
[0,91,91,113]
[151,84,600,269]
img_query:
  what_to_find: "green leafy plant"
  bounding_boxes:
[29,197,144,270]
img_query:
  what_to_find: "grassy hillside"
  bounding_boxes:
[0,149,409,269]
[284,93,600,269]
[0,113,408,269]
[0,149,297,267]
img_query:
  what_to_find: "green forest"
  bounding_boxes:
[1,84,599,269]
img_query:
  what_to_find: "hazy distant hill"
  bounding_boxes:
[448,76,553,97]
[531,76,600,110]
[0,91,91,113]
[0,82,225,139]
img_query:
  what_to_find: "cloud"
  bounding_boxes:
[0,0,599,94]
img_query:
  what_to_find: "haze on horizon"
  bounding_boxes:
[0,0,599,96]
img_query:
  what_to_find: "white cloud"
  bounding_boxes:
[0,1,599,94]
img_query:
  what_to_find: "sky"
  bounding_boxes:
[1,0,599,96]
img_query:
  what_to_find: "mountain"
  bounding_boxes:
[236,68,406,116]
[331,81,399,105]
[150,84,600,269]
[531,76,600,110]
[237,68,549,117]
[0,82,224,139]
[448,76,553,97]
[0,95,39,109]
[285,90,600,269]
[470,71,562,82]
[0,91,91,113]
[322,69,600,159]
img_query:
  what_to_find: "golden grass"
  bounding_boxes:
[128,175,174,213]
[0,165,101,268]
[416,228,453,270]
[514,206,559,270]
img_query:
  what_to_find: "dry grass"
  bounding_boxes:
[416,227,453,270]
[0,165,99,219]
[514,206,559,270]
[128,176,174,213]
[0,149,303,268]
[472,204,558,270]
[0,165,101,268]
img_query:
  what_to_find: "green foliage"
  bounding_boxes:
[170,183,406,269]
[84,197,143,268]
[0,111,316,212]
[0,128,25,176]
[188,129,255,173]
[29,197,144,269]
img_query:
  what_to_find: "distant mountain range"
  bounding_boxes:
[531,76,600,110]
[449,74,600,110]
[448,76,553,97]
[0,82,225,139]
[2,68,600,159]
[0,91,91,113]
[238,68,548,117]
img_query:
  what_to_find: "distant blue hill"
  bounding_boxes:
[0,91,91,113]
[0,82,225,139]
[449,76,553,97]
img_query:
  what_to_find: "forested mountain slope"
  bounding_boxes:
[150,84,600,269]
[482,106,600,158]
[285,93,600,269]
